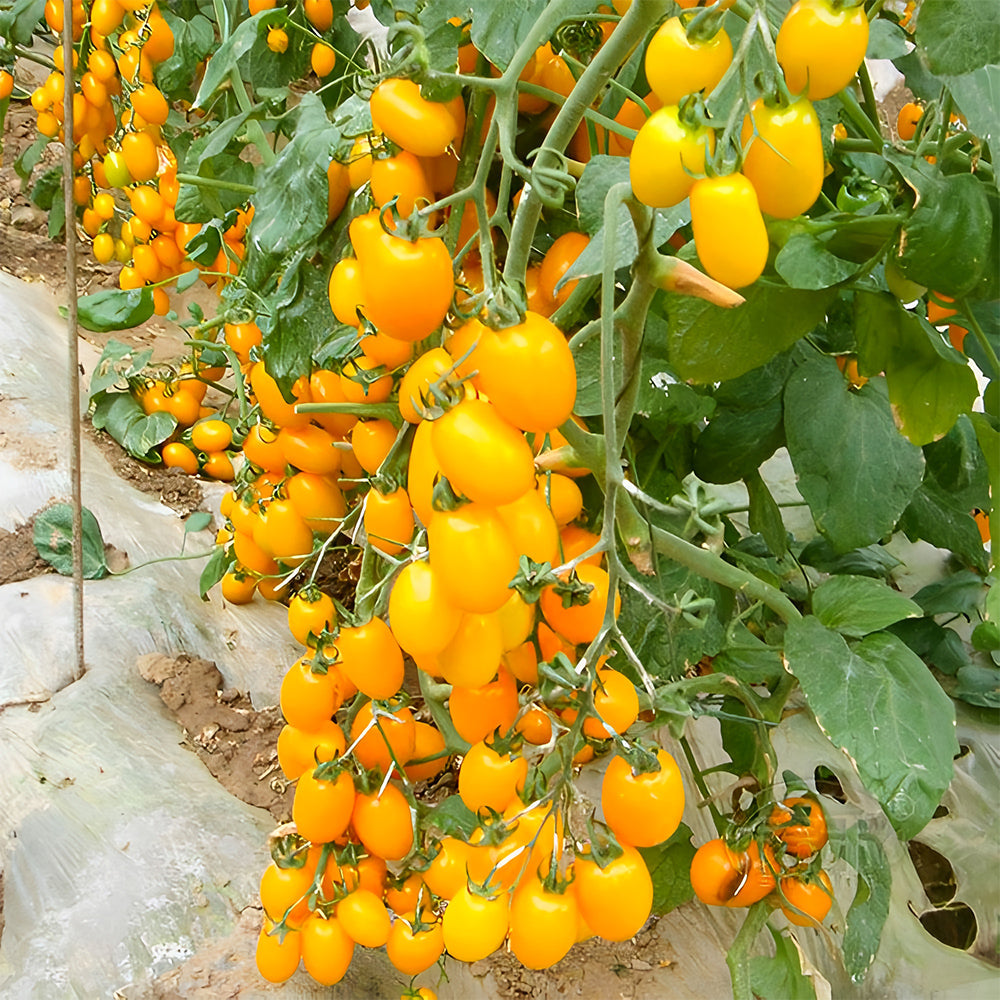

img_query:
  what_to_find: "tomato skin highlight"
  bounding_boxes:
[690,173,769,289]
[300,913,355,986]
[256,918,301,983]
[573,844,654,941]
[355,228,454,342]
[629,105,715,208]
[388,559,463,658]
[508,875,579,969]
[601,747,685,847]
[442,885,510,962]
[428,504,520,615]
[776,0,870,101]
[645,16,732,105]
[292,766,356,845]
[740,96,824,219]
[476,312,577,432]
[370,78,460,157]
[431,398,537,507]
[779,869,834,926]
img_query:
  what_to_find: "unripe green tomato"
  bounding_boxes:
[102,150,132,188]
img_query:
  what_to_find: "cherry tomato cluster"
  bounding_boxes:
[194,38,691,986]
[690,795,834,927]
[628,0,868,289]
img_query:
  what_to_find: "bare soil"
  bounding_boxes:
[136,652,293,823]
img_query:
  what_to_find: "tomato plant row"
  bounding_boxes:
[1,0,996,996]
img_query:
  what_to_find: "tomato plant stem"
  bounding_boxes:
[12,45,56,70]
[857,61,881,131]
[838,87,885,148]
[504,0,672,288]
[174,173,258,196]
[959,300,1000,378]
[678,734,725,831]
[726,900,770,1000]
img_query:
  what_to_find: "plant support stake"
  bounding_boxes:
[63,7,85,681]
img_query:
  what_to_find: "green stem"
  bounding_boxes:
[834,137,881,153]
[838,87,885,148]
[959,299,1000,378]
[109,549,215,577]
[857,60,881,131]
[517,82,638,140]
[615,488,802,624]
[295,401,403,424]
[679,734,725,832]
[13,45,56,70]
[503,0,672,288]
[187,338,250,423]
[726,903,770,1000]
[175,173,257,196]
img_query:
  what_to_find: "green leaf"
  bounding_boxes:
[915,0,1000,76]
[419,18,466,101]
[193,8,285,107]
[784,353,924,552]
[571,325,623,417]
[261,227,342,399]
[155,12,215,96]
[798,538,901,579]
[466,0,593,72]
[47,192,65,241]
[713,625,784,686]
[250,93,339,259]
[576,155,629,236]
[812,575,922,637]
[943,65,1000,156]
[887,159,993,298]
[73,288,155,333]
[33,504,109,580]
[426,795,479,839]
[175,154,255,223]
[785,617,958,841]
[30,163,62,211]
[91,393,176,462]
[638,823,696,916]
[953,664,1000,708]
[746,470,788,556]
[123,410,177,464]
[888,618,972,676]
[0,0,46,46]
[88,339,153,399]
[617,555,726,681]
[774,232,862,290]
[898,482,989,573]
[175,268,201,293]
[184,511,214,535]
[912,570,986,616]
[693,399,784,484]
[14,136,49,186]
[855,292,978,448]
[666,281,834,384]
[867,17,911,60]
[749,925,817,1000]
[199,544,232,600]
[565,189,690,280]
[836,821,892,984]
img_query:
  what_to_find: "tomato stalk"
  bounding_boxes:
[174,173,257,196]
[726,900,770,1000]
[187,337,253,424]
[838,86,886,148]
[856,60,882,132]
[504,0,673,290]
